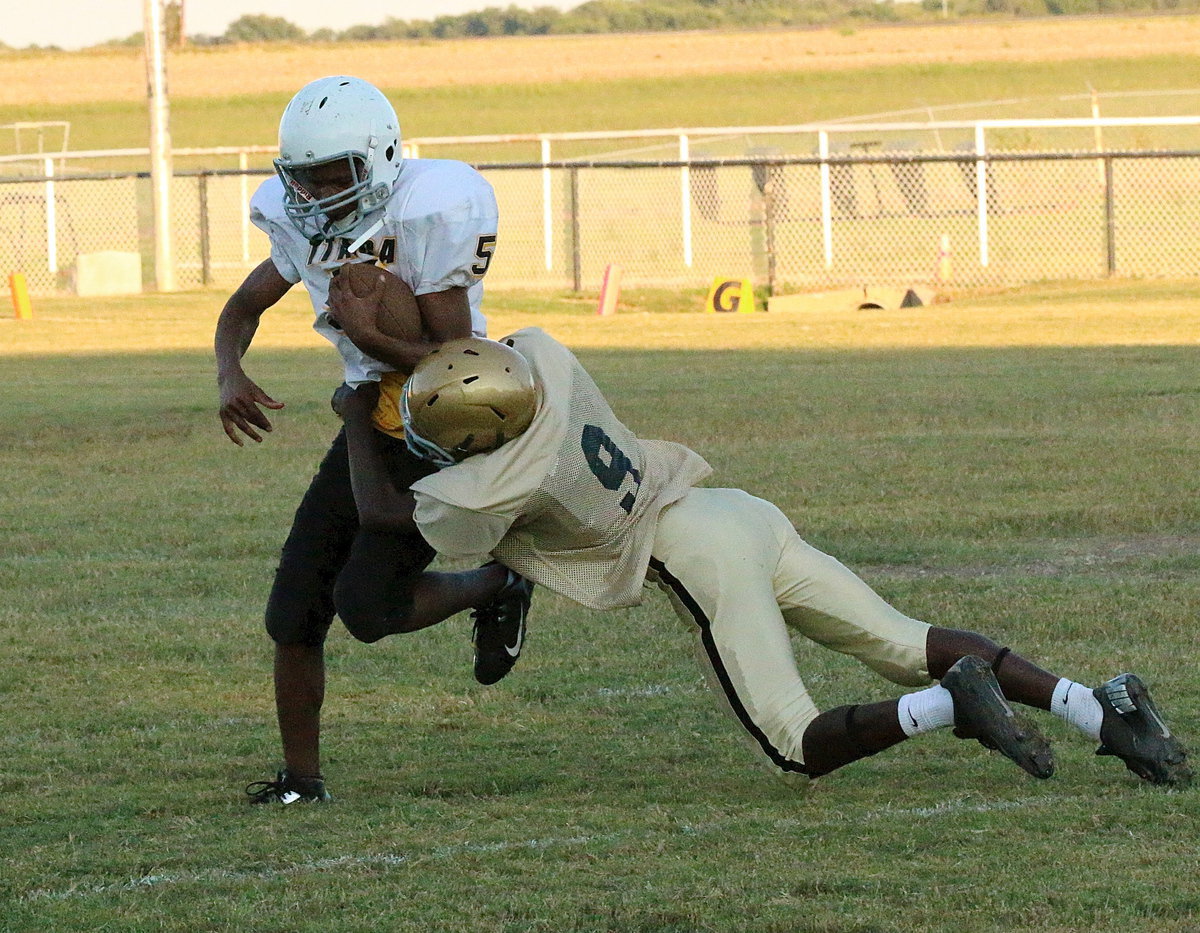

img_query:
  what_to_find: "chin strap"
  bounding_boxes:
[311,215,388,270]
[347,216,385,254]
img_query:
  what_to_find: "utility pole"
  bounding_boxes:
[167,0,186,48]
[144,0,176,291]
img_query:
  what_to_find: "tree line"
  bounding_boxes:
[190,0,1200,44]
[5,0,1197,51]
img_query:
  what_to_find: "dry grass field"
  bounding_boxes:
[3,14,1199,107]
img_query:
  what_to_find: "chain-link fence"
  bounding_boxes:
[3,149,1198,300]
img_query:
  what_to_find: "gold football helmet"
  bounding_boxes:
[402,337,537,466]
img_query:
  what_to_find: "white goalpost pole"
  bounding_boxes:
[44,157,57,277]
[679,134,692,267]
[819,131,833,269]
[974,123,989,269]
[542,137,553,272]
[239,151,250,264]
[144,0,176,291]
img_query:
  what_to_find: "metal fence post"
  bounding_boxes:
[1104,156,1116,276]
[763,163,777,297]
[569,166,582,292]
[198,171,211,286]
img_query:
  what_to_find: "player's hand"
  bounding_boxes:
[327,262,387,341]
[330,380,380,420]
[218,370,285,445]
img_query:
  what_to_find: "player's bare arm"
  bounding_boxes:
[327,264,472,375]
[416,285,473,342]
[336,381,419,534]
[215,258,292,445]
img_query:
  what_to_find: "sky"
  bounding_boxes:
[4,0,581,50]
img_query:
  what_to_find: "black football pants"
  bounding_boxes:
[264,427,436,647]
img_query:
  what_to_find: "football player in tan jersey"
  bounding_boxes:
[323,277,1190,790]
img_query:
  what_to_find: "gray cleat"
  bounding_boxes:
[942,655,1055,779]
[1095,673,1191,787]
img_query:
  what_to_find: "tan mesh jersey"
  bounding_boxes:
[410,327,712,609]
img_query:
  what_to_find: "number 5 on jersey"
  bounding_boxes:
[472,235,497,276]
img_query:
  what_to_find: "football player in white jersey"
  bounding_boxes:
[216,76,527,806]
[320,277,1190,789]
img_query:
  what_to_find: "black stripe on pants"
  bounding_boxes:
[648,556,809,776]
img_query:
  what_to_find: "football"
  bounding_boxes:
[339,261,423,343]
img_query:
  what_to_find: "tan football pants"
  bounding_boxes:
[648,487,932,777]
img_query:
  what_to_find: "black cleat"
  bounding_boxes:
[1094,673,1191,787]
[245,769,332,804]
[471,568,534,685]
[942,655,1055,779]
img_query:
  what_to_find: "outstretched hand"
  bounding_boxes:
[219,370,285,445]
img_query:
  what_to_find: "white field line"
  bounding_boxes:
[21,793,1067,904]
[595,684,691,698]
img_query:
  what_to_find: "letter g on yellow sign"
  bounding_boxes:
[705,276,755,313]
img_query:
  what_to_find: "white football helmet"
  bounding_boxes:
[274,76,403,242]
[402,337,537,467]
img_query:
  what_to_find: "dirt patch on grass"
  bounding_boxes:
[3,16,1199,107]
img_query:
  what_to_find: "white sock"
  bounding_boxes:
[897,685,956,737]
[1050,678,1103,741]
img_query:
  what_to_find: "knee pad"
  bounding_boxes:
[264,560,335,648]
[333,577,415,644]
[334,529,431,643]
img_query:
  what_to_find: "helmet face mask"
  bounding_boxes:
[402,338,537,467]
[281,153,368,224]
[274,76,403,242]
[401,389,461,468]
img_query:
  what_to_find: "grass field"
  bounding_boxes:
[4,16,1200,158]
[7,16,1200,105]
[2,279,1199,931]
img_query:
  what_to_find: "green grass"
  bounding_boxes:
[6,54,1200,164]
[2,280,1199,931]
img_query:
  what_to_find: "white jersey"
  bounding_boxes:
[250,158,498,386]
[410,328,713,609]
